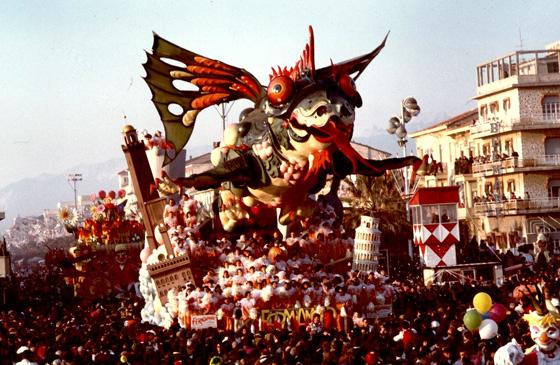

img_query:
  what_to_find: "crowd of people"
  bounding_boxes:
[2,230,559,365]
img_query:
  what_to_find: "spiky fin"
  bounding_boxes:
[269,26,316,82]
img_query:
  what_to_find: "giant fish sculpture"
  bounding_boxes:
[143,26,422,230]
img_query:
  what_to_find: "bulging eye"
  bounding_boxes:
[338,74,357,97]
[267,76,295,106]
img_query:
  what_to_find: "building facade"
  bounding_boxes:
[411,41,560,250]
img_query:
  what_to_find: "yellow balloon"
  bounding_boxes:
[473,292,492,314]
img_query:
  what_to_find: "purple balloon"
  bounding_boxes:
[488,303,507,323]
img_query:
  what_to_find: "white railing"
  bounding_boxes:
[472,155,560,174]
[474,197,560,215]
[472,112,560,136]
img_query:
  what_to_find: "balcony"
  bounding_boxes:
[472,155,560,177]
[419,163,449,187]
[471,112,560,138]
[476,48,560,98]
[474,197,560,216]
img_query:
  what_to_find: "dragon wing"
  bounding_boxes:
[143,33,266,165]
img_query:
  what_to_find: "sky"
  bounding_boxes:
[1,0,560,190]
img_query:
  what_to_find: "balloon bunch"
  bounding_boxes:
[463,292,508,340]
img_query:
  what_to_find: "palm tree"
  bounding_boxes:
[340,173,412,259]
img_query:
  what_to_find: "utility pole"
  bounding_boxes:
[214,102,235,131]
[67,173,82,210]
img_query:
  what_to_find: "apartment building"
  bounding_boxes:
[411,41,560,249]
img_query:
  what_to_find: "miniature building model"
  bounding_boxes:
[147,252,195,304]
[121,125,161,250]
[411,41,560,249]
[352,216,381,273]
[121,125,195,304]
[409,187,460,267]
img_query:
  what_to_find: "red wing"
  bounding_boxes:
[143,33,266,165]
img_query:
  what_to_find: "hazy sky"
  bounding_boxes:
[1,0,559,189]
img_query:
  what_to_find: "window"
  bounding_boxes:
[545,138,560,155]
[542,95,560,120]
[549,179,560,198]
[504,139,513,156]
[489,101,499,114]
[440,204,457,223]
[506,179,515,193]
[547,61,559,74]
[482,143,491,157]
[480,105,488,120]
[422,205,438,224]
[503,98,510,112]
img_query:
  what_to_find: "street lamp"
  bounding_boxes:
[386,96,421,198]
[387,97,421,258]
[67,173,82,211]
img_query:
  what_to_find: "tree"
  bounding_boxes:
[340,173,412,259]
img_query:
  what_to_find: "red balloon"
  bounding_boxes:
[98,190,107,199]
[488,303,508,323]
[118,189,126,198]
[108,190,116,199]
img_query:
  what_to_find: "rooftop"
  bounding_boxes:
[409,109,478,138]
[475,44,560,99]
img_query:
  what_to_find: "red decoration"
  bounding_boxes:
[267,76,294,106]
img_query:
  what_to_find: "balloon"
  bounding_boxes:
[108,190,116,199]
[140,246,152,263]
[478,318,498,339]
[488,303,508,323]
[463,309,482,331]
[473,292,492,314]
[98,190,107,199]
[154,225,164,245]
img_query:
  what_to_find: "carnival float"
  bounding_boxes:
[67,25,429,331]
[54,190,144,299]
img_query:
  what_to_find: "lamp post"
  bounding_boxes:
[387,97,421,257]
[386,97,421,197]
[67,173,82,211]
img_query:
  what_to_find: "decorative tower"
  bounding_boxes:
[352,216,382,274]
[121,125,163,250]
[121,124,196,304]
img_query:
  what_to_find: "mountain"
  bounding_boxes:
[0,158,126,234]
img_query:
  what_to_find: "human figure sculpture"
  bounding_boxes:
[494,311,560,364]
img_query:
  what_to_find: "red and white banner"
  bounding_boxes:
[191,315,218,329]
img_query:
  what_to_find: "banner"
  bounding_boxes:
[191,314,218,329]
[260,306,337,327]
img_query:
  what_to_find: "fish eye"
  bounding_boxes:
[267,76,295,106]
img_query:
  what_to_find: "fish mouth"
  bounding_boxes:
[309,117,352,143]
[289,116,381,175]
[289,116,352,144]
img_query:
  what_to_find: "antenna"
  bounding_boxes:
[517,27,526,50]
